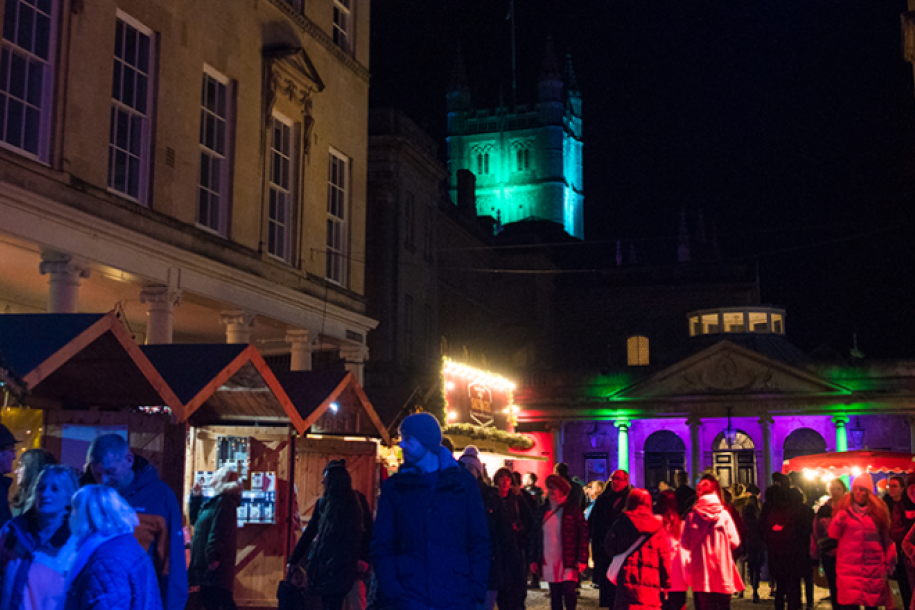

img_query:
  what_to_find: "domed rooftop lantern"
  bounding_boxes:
[686,306,786,338]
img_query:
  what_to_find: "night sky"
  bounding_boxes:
[369,1,915,359]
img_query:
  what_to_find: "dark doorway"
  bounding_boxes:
[644,430,686,491]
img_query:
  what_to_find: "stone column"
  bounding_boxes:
[553,422,565,465]
[832,415,849,452]
[614,419,630,474]
[759,415,774,487]
[688,414,702,484]
[139,286,181,344]
[220,310,257,344]
[286,330,312,372]
[340,343,368,386]
[38,251,89,313]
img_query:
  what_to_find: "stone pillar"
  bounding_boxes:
[688,414,702,484]
[220,310,257,344]
[759,415,774,487]
[38,251,89,313]
[286,330,312,372]
[615,419,630,474]
[340,344,368,386]
[553,422,565,465]
[832,415,849,453]
[139,286,181,344]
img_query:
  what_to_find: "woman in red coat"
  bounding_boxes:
[829,472,895,610]
[529,475,589,610]
[605,488,672,610]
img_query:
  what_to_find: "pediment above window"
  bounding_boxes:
[264,45,325,116]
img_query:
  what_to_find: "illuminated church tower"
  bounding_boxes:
[446,38,584,239]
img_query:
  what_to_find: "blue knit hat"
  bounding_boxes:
[399,412,443,452]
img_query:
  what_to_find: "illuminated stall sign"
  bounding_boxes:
[443,360,514,430]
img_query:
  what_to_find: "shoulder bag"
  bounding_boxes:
[606,533,648,585]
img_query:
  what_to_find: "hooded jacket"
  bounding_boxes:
[371,447,490,610]
[64,533,162,610]
[116,456,187,610]
[605,510,671,610]
[188,486,240,593]
[829,502,895,607]
[681,493,743,594]
[0,513,77,610]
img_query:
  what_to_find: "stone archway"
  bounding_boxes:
[783,427,827,461]
[644,430,686,491]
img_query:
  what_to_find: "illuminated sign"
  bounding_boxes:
[443,358,516,430]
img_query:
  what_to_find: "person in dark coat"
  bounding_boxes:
[459,446,506,610]
[554,464,585,510]
[673,472,696,518]
[290,460,363,610]
[605,488,671,610]
[740,496,765,603]
[759,486,811,610]
[64,485,162,610]
[188,465,241,610]
[589,470,631,607]
[529,475,589,610]
[495,468,533,610]
[372,413,490,610]
[0,425,21,529]
[883,476,914,610]
[10,448,56,517]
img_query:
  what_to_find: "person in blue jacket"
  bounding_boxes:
[372,413,490,610]
[85,434,187,610]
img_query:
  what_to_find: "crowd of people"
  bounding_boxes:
[2,411,913,610]
[358,413,915,610]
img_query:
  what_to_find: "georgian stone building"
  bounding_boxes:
[0,0,375,374]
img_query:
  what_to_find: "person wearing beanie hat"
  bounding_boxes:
[373,414,490,610]
[458,446,483,480]
[829,471,895,609]
[528,470,588,610]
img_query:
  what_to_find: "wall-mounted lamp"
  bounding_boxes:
[724,407,737,448]
[849,418,865,448]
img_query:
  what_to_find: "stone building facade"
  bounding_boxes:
[0,0,375,374]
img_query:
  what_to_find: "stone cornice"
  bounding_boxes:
[266,0,370,83]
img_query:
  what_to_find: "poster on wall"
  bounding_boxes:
[61,425,128,470]
[584,452,608,484]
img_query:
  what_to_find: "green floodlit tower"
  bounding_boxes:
[446,38,584,239]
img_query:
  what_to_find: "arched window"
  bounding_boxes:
[627,335,649,366]
[483,153,490,175]
[476,154,483,176]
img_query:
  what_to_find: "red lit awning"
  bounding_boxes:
[783,450,915,476]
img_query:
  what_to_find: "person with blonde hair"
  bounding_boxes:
[65,484,161,610]
[828,472,895,610]
[0,465,78,610]
[189,466,242,610]
[11,448,57,517]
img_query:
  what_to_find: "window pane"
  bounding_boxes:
[124,26,136,66]
[122,67,135,107]
[135,73,147,114]
[9,51,25,98]
[199,150,210,187]
[113,149,127,191]
[114,19,123,59]
[34,12,49,60]
[6,98,22,146]
[26,58,41,106]
[127,155,139,197]
[3,0,17,43]
[17,4,33,54]
[23,103,37,153]
[138,33,149,72]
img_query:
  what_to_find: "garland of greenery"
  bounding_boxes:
[443,423,534,450]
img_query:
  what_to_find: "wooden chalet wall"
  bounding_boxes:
[294,436,378,523]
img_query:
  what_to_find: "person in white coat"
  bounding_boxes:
[681,476,743,610]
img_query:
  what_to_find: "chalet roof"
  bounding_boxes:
[273,368,391,445]
[0,313,182,412]
[141,344,303,431]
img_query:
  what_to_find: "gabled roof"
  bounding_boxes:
[0,312,183,413]
[619,339,846,400]
[141,344,304,432]
[274,369,391,445]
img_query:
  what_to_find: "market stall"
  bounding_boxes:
[0,312,185,497]
[141,343,303,609]
[274,368,390,521]
[783,449,915,477]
